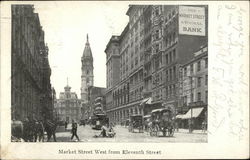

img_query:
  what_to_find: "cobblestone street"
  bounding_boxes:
[54,125,207,143]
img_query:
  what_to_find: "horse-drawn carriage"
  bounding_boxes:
[128,115,144,133]
[149,108,175,137]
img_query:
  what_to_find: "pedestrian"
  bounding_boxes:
[100,124,107,137]
[34,119,39,142]
[37,120,44,142]
[27,117,34,142]
[107,124,115,138]
[65,121,68,130]
[175,121,179,132]
[22,118,29,142]
[71,120,80,141]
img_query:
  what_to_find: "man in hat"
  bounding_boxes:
[71,120,80,141]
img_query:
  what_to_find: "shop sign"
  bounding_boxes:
[179,6,206,36]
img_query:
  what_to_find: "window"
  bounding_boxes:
[169,51,172,62]
[173,49,176,60]
[169,86,172,96]
[184,96,187,105]
[190,64,194,74]
[166,70,169,81]
[205,75,208,85]
[155,30,160,39]
[205,58,208,68]
[198,77,202,87]
[165,87,168,98]
[191,93,194,102]
[184,67,187,76]
[173,32,176,43]
[173,84,176,95]
[155,44,159,53]
[166,54,169,64]
[197,92,201,101]
[197,61,201,72]
[205,91,208,103]
[173,66,176,79]
[169,68,172,81]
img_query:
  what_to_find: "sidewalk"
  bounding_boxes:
[176,128,207,134]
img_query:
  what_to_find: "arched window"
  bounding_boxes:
[86,78,89,83]
[86,70,89,75]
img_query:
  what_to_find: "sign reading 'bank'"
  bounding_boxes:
[179,6,206,36]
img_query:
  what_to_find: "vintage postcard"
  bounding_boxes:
[0,1,249,159]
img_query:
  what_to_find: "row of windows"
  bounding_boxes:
[130,86,144,102]
[183,58,208,76]
[165,84,177,98]
[152,88,162,101]
[183,90,208,105]
[165,32,177,48]
[166,49,176,64]
[166,66,177,82]
[56,109,80,114]
[110,107,143,122]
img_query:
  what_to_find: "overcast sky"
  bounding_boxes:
[33,1,129,98]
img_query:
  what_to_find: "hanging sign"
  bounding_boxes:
[179,6,206,36]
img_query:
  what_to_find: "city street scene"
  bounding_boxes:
[11,3,208,143]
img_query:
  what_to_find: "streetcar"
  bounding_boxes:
[90,114,109,130]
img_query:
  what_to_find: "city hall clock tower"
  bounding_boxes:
[81,34,94,101]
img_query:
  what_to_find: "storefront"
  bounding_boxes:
[176,102,207,129]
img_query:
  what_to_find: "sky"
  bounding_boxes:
[33,1,130,98]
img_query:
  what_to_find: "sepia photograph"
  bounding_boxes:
[10,3,208,143]
[1,1,249,159]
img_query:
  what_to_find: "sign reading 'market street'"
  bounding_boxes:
[179,6,205,36]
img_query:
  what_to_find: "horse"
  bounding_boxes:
[43,119,57,142]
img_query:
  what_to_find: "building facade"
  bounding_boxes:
[54,83,82,123]
[105,5,208,124]
[82,86,106,120]
[178,45,208,113]
[162,5,208,115]
[11,5,53,121]
[81,34,94,102]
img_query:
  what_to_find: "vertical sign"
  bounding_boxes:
[179,6,206,36]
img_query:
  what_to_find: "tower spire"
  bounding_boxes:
[67,77,69,86]
[87,34,89,43]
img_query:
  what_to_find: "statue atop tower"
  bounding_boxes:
[81,34,94,101]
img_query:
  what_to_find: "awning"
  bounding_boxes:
[95,107,102,110]
[181,107,204,119]
[146,97,152,104]
[151,108,165,113]
[140,97,151,105]
[176,114,184,119]
[95,102,102,106]
[143,115,151,118]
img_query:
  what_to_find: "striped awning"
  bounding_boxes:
[181,107,204,119]
[140,97,152,105]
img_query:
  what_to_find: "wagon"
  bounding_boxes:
[128,115,144,133]
[149,108,175,137]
